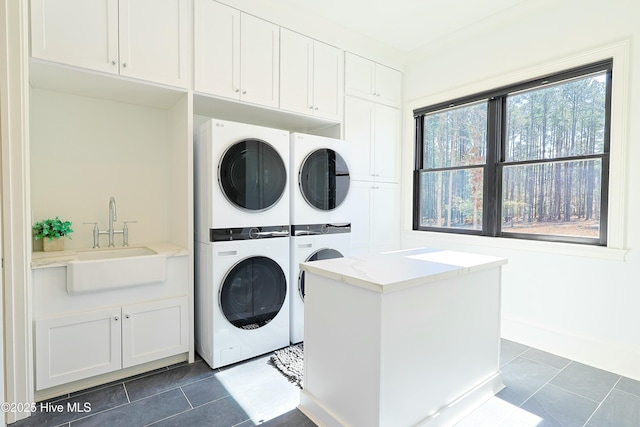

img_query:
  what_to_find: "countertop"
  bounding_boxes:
[31,242,189,269]
[299,247,508,293]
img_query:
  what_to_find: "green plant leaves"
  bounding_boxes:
[33,216,73,240]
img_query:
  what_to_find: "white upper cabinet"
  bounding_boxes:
[345,52,402,107]
[195,0,280,108]
[344,96,401,183]
[118,0,189,87]
[30,0,189,88]
[280,28,343,121]
[194,0,240,99]
[30,0,119,74]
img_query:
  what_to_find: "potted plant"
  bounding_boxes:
[33,216,73,252]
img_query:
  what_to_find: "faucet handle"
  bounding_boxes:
[122,221,136,246]
[83,222,100,248]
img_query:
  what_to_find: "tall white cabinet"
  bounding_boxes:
[344,53,402,255]
[194,0,280,108]
[30,0,189,88]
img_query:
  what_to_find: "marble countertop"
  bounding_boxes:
[300,247,508,293]
[31,242,189,269]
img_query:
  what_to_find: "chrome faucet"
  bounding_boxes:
[109,196,117,245]
[95,196,125,247]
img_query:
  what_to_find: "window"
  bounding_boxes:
[413,60,612,245]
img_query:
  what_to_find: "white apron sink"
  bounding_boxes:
[67,246,167,293]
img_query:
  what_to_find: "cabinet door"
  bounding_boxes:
[30,0,119,74]
[279,29,313,115]
[374,63,402,107]
[349,181,373,256]
[345,53,375,100]
[194,0,240,98]
[371,182,401,253]
[372,103,401,183]
[119,0,189,87]
[344,96,374,181]
[240,13,280,107]
[121,296,189,368]
[312,40,343,120]
[35,308,121,390]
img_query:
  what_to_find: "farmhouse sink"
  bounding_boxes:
[67,246,167,293]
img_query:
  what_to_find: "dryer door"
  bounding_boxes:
[220,256,287,329]
[299,149,350,211]
[298,248,343,300]
[219,139,287,211]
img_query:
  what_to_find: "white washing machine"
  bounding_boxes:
[194,119,290,242]
[290,132,352,227]
[289,230,350,344]
[196,235,290,369]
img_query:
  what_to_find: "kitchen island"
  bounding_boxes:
[298,248,508,427]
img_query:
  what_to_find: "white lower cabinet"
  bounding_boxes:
[35,296,188,390]
[350,181,401,255]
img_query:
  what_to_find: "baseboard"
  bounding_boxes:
[414,373,504,427]
[299,374,503,427]
[502,315,640,381]
[299,390,351,427]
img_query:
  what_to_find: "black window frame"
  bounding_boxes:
[413,59,612,246]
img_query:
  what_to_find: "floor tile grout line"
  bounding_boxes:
[142,407,194,427]
[613,386,640,400]
[519,353,571,371]
[179,386,194,409]
[582,376,622,427]
[123,382,131,403]
[518,360,572,408]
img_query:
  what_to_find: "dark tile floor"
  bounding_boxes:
[11,339,640,427]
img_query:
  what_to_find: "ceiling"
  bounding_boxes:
[277,0,529,53]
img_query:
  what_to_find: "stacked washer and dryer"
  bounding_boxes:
[289,133,352,344]
[194,119,291,369]
[194,119,352,368]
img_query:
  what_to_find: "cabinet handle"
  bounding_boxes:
[111,60,117,65]
[314,107,319,110]
[235,89,240,93]
[125,314,131,319]
[242,91,247,95]
[114,316,119,321]
[122,63,128,68]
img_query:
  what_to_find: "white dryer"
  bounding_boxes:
[195,234,290,369]
[195,119,290,242]
[290,133,352,227]
[289,229,350,344]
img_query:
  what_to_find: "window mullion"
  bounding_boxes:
[484,97,502,236]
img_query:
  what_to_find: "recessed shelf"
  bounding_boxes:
[193,92,341,137]
[29,59,187,109]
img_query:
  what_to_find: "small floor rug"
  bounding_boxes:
[269,343,304,388]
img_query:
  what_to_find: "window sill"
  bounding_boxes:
[403,230,627,261]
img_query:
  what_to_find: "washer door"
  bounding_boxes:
[219,139,287,211]
[220,256,287,329]
[299,149,350,211]
[298,248,344,300]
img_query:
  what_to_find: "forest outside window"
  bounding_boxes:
[413,60,612,245]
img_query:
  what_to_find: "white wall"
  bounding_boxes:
[402,0,640,380]
[30,89,173,250]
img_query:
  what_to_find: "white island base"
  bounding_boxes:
[298,248,508,427]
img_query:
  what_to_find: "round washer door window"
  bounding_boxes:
[298,248,344,300]
[219,139,287,211]
[220,256,286,329]
[299,149,350,211]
